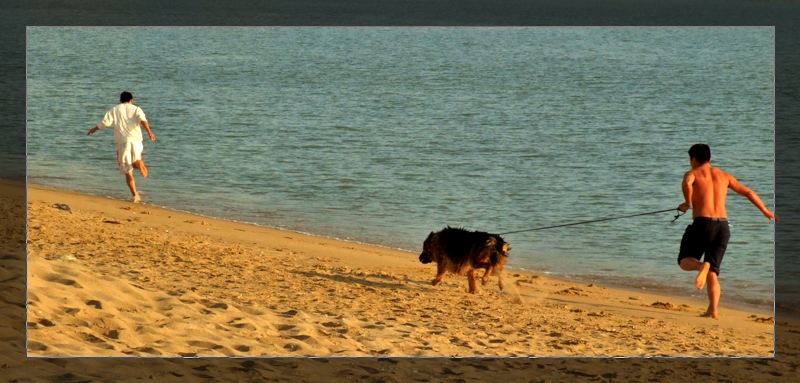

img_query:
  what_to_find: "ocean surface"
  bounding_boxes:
[26,27,775,312]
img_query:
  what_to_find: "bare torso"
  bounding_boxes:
[684,164,731,219]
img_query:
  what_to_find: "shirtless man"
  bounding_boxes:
[677,143,775,319]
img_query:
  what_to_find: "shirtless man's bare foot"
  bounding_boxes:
[695,262,710,290]
[701,309,718,319]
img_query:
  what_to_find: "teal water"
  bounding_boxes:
[26,27,775,311]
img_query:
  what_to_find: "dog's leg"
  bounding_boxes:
[467,269,478,294]
[497,272,505,291]
[432,263,446,286]
[481,265,493,285]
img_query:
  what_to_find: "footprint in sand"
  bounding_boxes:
[133,346,162,355]
[231,322,257,331]
[650,301,689,312]
[85,300,102,309]
[358,366,382,374]
[28,341,48,352]
[236,306,265,316]
[554,287,587,296]
[42,274,83,288]
[283,343,302,352]
[53,203,71,211]
[200,301,228,310]
[560,339,586,346]
[188,340,224,350]
[82,332,107,344]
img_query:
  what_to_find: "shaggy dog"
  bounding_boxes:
[419,226,510,294]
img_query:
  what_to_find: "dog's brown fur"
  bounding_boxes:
[419,227,510,294]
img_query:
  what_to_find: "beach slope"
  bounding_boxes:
[20,183,777,357]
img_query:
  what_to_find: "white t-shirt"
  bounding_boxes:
[99,103,148,143]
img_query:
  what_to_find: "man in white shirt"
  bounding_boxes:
[87,91,156,203]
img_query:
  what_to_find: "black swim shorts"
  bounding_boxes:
[677,218,731,276]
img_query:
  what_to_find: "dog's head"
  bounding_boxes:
[419,231,434,264]
[488,236,510,267]
[494,246,509,270]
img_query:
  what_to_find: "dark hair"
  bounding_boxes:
[120,91,133,103]
[688,143,711,164]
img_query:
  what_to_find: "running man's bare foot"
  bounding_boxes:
[132,194,141,203]
[134,160,148,178]
[695,262,710,290]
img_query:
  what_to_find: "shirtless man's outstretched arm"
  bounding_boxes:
[728,175,777,221]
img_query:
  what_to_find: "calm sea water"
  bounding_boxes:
[27,27,775,312]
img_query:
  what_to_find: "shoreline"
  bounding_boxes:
[27,181,774,315]
[23,181,775,356]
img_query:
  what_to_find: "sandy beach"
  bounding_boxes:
[18,181,776,357]
[2,179,800,381]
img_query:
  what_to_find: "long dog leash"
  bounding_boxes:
[498,208,686,236]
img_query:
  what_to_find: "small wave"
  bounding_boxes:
[28,175,73,181]
[333,125,359,132]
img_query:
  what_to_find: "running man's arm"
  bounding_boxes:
[86,124,104,136]
[141,120,156,141]
[88,110,114,136]
[678,171,695,212]
[728,175,776,221]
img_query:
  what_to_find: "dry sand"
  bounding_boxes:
[3,179,800,381]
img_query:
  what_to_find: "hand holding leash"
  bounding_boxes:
[672,208,686,224]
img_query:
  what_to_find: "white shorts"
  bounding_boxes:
[116,141,144,174]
